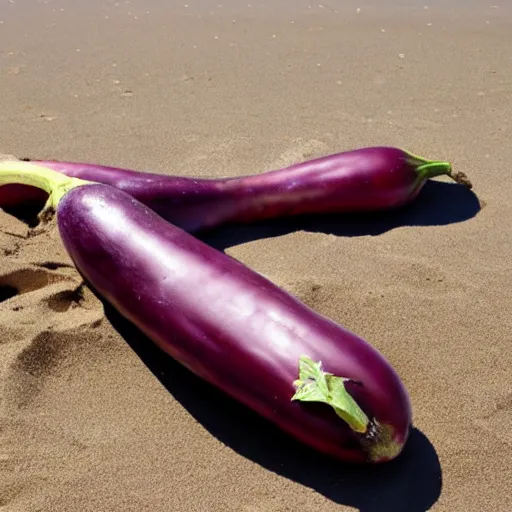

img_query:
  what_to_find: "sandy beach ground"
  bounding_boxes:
[1,1,511,511]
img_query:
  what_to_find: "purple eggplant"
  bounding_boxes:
[1,147,471,232]
[0,161,412,463]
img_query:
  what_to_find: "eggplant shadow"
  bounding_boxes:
[103,301,442,512]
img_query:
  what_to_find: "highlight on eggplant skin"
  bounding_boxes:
[0,161,414,464]
[0,146,471,232]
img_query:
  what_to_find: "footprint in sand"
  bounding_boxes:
[0,264,103,344]
[0,266,68,304]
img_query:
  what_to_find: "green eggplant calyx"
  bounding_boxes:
[291,355,370,434]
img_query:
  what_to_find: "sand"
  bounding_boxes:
[1,1,511,511]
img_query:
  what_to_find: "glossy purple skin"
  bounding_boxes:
[57,183,412,463]
[18,147,425,232]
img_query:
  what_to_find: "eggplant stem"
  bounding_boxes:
[0,161,92,221]
[451,171,473,189]
[291,355,370,434]
[403,149,473,189]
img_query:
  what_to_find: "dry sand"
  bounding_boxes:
[1,1,511,511]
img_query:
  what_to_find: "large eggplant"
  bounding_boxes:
[0,147,471,232]
[0,161,412,463]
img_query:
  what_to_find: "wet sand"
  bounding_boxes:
[1,1,511,511]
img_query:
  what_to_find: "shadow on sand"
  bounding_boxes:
[199,179,481,250]
[103,302,443,512]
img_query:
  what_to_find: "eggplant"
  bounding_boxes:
[0,147,471,232]
[0,161,412,463]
